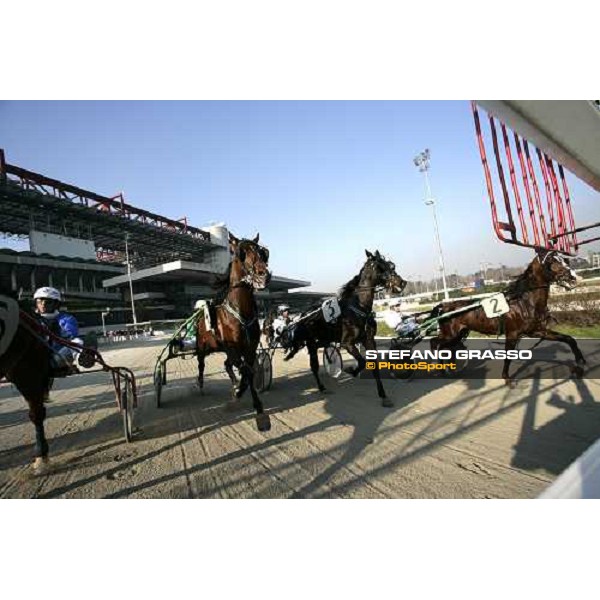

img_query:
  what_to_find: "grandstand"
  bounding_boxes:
[0,149,316,328]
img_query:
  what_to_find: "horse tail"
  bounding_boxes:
[281,322,308,361]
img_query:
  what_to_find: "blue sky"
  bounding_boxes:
[1,101,598,291]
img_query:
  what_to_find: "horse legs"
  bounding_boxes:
[224,357,238,386]
[540,329,586,377]
[502,336,519,387]
[307,341,326,392]
[196,352,206,393]
[342,342,365,377]
[27,397,49,473]
[241,362,271,432]
[363,336,391,407]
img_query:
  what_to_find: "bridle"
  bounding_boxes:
[349,258,406,318]
[354,258,406,294]
[221,240,269,337]
[231,241,270,289]
[537,251,576,289]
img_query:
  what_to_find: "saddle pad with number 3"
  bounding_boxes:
[0,294,19,358]
[321,297,341,323]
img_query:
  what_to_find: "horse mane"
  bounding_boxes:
[212,261,232,304]
[338,271,363,301]
[504,260,536,297]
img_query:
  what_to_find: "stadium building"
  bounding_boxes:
[0,149,327,330]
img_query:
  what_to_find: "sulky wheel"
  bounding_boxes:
[322,345,343,378]
[121,377,135,443]
[154,365,163,408]
[154,362,167,408]
[389,339,416,382]
[442,342,469,377]
[253,350,273,393]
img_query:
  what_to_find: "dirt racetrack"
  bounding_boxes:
[1,338,600,498]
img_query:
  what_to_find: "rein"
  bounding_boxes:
[19,310,112,370]
[222,299,258,328]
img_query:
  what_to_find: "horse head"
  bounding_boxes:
[536,249,578,290]
[229,232,271,290]
[364,250,407,295]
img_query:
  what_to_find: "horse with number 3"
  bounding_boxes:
[279,250,407,406]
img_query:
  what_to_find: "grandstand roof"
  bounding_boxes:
[0,149,220,267]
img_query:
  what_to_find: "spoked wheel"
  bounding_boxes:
[389,339,416,382]
[121,376,135,443]
[154,365,163,408]
[253,350,273,393]
[322,345,343,378]
[442,343,469,376]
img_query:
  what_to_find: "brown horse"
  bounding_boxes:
[279,250,407,406]
[0,294,53,472]
[195,233,273,431]
[431,250,584,386]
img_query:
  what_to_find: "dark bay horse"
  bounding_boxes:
[0,294,53,472]
[431,250,585,385]
[280,250,407,406]
[195,233,273,431]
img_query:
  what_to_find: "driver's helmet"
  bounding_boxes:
[34,286,62,302]
[278,304,290,315]
[194,299,205,310]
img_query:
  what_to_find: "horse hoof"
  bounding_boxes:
[381,398,394,408]
[343,367,357,377]
[33,456,50,474]
[256,414,271,432]
[225,399,242,412]
[504,379,516,388]
[572,365,585,378]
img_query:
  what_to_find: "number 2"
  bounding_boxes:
[490,298,500,314]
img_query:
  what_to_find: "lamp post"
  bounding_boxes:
[101,307,110,337]
[414,149,450,301]
[480,261,490,282]
[124,233,138,328]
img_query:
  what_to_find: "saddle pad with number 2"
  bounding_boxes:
[480,293,510,319]
[321,297,341,323]
[0,294,19,358]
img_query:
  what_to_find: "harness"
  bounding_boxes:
[348,303,375,322]
[222,298,258,342]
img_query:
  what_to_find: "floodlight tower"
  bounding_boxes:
[124,232,138,327]
[414,149,450,301]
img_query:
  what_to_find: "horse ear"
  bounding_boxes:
[365,250,373,258]
[253,233,260,244]
[229,233,239,251]
[375,250,381,258]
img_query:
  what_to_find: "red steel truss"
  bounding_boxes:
[471,102,599,256]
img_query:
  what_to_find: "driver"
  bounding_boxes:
[33,286,84,373]
[385,299,419,337]
[272,304,291,342]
